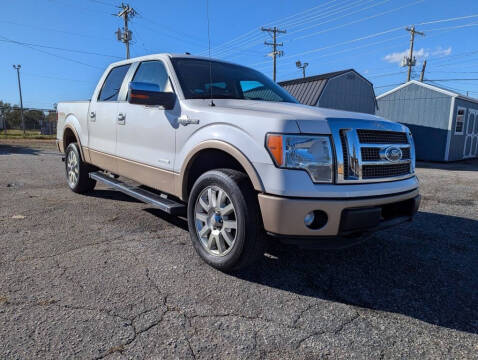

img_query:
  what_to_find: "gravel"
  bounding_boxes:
[1,139,477,359]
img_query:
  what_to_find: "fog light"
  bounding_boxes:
[304,210,328,230]
[304,212,315,226]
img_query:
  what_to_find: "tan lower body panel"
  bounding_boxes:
[87,148,180,197]
[258,189,419,237]
[56,140,64,153]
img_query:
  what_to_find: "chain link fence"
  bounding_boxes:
[0,106,57,136]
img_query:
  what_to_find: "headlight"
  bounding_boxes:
[266,134,333,183]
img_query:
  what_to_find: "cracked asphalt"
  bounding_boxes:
[0,139,477,359]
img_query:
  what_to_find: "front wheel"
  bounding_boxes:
[187,169,265,272]
[65,143,96,194]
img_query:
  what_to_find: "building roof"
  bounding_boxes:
[278,69,376,107]
[376,80,478,105]
[279,69,355,86]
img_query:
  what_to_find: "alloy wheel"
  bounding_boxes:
[194,186,237,256]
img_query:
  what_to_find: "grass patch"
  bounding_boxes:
[0,129,55,139]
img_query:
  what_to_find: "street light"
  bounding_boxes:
[296,60,309,78]
[12,64,25,135]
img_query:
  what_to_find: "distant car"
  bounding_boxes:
[56,53,420,271]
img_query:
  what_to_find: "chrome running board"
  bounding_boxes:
[89,171,186,216]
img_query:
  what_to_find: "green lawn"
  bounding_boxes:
[0,129,55,139]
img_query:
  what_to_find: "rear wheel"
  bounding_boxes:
[187,169,265,272]
[65,143,96,193]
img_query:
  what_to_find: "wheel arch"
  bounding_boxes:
[63,124,85,160]
[179,140,264,201]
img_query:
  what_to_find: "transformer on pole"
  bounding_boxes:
[116,3,136,59]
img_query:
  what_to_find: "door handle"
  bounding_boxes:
[90,111,96,122]
[178,115,200,126]
[117,113,126,125]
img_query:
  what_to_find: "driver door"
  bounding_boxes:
[115,60,178,193]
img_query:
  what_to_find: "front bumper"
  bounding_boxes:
[258,188,420,237]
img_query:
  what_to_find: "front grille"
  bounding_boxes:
[330,120,414,183]
[361,147,411,161]
[340,130,349,178]
[357,130,408,144]
[362,163,410,179]
[361,147,380,161]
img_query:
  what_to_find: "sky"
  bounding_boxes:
[1,0,478,109]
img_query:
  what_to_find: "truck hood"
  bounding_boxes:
[182,99,397,134]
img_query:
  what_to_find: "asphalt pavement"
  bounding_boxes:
[0,139,477,359]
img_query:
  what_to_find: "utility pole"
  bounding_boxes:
[116,3,136,59]
[403,26,425,82]
[419,60,427,82]
[12,65,25,135]
[261,26,286,82]
[296,60,309,78]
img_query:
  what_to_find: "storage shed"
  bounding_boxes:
[376,80,478,162]
[279,69,377,114]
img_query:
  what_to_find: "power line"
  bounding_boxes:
[0,20,111,41]
[256,13,478,69]
[199,0,362,57]
[290,0,424,42]
[425,78,478,81]
[418,14,478,26]
[0,37,121,58]
[210,0,423,59]
[88,0,116,6]
[212,0,378,58]
[197,0,341,55]
[0,35,103,69]
[278,0,374,31]
[286,0,392,37]
[252,26,405,66]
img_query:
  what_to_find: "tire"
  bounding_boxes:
[187,169,265,272]
[65,143,96,194]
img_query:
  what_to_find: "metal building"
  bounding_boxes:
[377,80,478,162]
[279,69,377,114]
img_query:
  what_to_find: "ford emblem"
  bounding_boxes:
[380,146,403,162]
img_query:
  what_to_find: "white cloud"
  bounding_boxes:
[384,48,429,65]
[383,46,452,65]
[432,46,452,57]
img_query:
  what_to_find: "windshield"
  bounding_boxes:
[171,58,297,103]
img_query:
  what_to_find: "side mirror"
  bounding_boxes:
[128,81,176,110]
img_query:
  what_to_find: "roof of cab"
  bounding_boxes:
[107,53,240,68]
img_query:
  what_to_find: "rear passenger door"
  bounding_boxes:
[88,64,130,171]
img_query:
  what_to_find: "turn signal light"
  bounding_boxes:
[266,134,283,166]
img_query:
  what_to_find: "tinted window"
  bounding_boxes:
[132,61,171,92]
[171,58,297,103]
[240,80,283,102]
[98,64,130,101]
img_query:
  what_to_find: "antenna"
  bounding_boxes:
[206,0,215,107]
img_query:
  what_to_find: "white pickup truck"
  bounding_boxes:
[57,53,420,271]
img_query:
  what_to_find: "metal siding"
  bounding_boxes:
[303,81,317,106]
[376,83,451,129]
[376,83,454,161]
[448,98,478,160]
[317,74,376,114]
[281,79,327,106]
